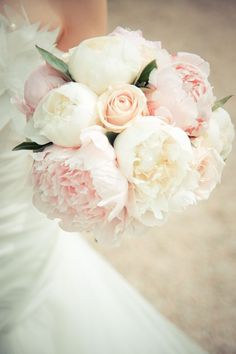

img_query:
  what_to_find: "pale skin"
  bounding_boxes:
[0,0,107,50]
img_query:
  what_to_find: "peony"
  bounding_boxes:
[24,64,67,112]
[25,82,98,147]
[110,27,171,70]
[97,84,147,132]
[203,108,234,160]
[147,52,214,136]
[68,35,142,95]
[14,64,67,121]
[110,27,161,53]
[32,126,128,245]
[193,146,224,200]
[114,117,197,226]
[172,52,212,102]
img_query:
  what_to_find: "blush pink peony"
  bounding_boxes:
[24,63,67,116]
[32,126,128,244]
[147,52,214,136]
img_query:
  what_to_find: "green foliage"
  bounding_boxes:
[106,132,119,146]
[13,141,52,152]
[212,95,233,111]
[36,45,73,81]
[135,60,157,87]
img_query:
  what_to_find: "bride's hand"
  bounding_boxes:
[49,0,107,51]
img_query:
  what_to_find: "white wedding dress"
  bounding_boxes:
[0,8,208,354]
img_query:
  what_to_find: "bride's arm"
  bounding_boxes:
[0,0,107,51]
[50,0,107,51]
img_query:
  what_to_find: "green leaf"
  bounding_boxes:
[36,45,73,81]
[106,132,119,146]
[212,95,233,111]
[13,141,52,152]
[135,59,157,87]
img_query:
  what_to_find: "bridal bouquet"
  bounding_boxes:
[14,27,234,244]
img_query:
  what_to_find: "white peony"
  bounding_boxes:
[110,27,171,70]
[203,107,234,160]
[193,146,224,200]
[114,117,197,226]
[68,36,142,95]
[25,82,98,147]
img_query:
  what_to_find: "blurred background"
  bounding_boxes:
[91,1,236,353]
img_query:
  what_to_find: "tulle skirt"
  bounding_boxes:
[0,231,207,354]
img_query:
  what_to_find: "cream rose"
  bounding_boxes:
[97,84,147,132]
[114,117,197,226]
[25,82,98,147]
[68,36,142,95]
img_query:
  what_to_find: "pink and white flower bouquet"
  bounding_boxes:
[14,27,234,245]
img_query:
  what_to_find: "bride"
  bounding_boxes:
[0,1,208,353]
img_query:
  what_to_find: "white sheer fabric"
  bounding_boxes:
[0,9,208,354]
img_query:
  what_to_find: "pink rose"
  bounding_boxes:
[193,146,224,200]
[97,84,147,132]
[24,64,67,116]
[32,126,128,245]
[147,52,214,136]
